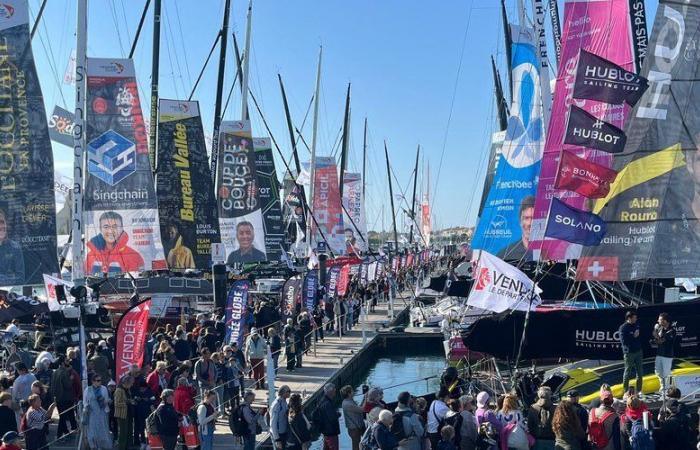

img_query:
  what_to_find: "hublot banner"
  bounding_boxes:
[573,49,648,106]
[564,106,627,154]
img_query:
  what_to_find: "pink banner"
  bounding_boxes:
[530,0,636,261]
[337,265,350,297]
[312,157,345,255]
[115,299,151,381]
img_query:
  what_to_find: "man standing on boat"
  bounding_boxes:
[619,311,643,393]
[653,312,676,393]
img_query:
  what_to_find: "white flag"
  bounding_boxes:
[467,250,541,313]
[42,274,75,311]
[63,49,76,85]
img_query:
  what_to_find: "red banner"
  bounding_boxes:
[326,256,363,268]
[554,150,617,198]
[337,265,350,297]
[406,253,414,267]
[115,299,151,381]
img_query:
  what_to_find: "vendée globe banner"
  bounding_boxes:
[529,0,637,261]
[0,1,58,286]
[471,25,544,261]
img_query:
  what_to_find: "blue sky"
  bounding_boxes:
[31,0,658,231]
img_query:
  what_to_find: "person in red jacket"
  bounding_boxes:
[0,431,22,450]
[174,377,196,416]
[85,211,144,274]
[146,361,171,400]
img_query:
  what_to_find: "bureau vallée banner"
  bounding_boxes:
[254,138,285,262]
[529,0,638,261]
[342,172,367,254]
[312,157,345,254]
[156,99,220,270]
[0,1,58,286]
[85,58,165,275]
[216,121,267,265]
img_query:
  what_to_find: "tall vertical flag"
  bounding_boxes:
[472,25,544,261]
[225,280,249,346]
[529,0,639,261]
[311,157,345,254]
[85,58,166,275]
[254,138,285,262]
[303,270,318,313]
[216,121,267,265]
[115,299,152,382]
[156,99,220,270]
[342,172,368,254]
[0,1,59,285]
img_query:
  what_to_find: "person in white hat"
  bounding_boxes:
[245,327,268,390]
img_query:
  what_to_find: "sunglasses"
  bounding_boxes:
[94,379,102,383]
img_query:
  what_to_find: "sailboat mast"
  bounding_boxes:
[209,0,232,178]
[279,74,302,174]
[338,83,351,199]
[148,0,162,172]
[384,141,399,252]
[500,0,513,101]
[241,0,253,120]
[408,145,419,246]
[307,47,322,249]
[362,117,367,200]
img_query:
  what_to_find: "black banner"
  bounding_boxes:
[564,106,626,154]
[254,138,285,262]
[0,4,58,286]
[48,105,76,147]
[281,276,301,317]
[573,50,648,106]
[628,0,648,73]
[0,291,49,322]
[462,300,700,361]
[156,99,220,270]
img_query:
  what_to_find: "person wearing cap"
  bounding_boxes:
[656,398,694,449]
[475,391,502,435]
[619,311,643,393]
[587,390,620,450]
[0,431,21,450]
[527,386,556,449]
[245,327,268,390]
[565,390,588,438]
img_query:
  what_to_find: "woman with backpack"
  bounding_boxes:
[427,388,451,450]
[552,400,585,450]
[496,394,529,450]
[154,389,182,450]
[444,399,463,448]
[197,390,220,450]
[588,391,621,450]
[395,392,424,450]
[286,393,312,450]
[619,395,653,450]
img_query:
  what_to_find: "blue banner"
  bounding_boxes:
[304,270,318,313]
[225,280,249,347]
[472,25,545,261]
[545,198,606,246]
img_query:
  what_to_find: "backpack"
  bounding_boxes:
[390,410,413,441]
[589,409,616,449]
[430,401,446,434]
[629,418,655,450]
[229,405,248,437]
[444,413,463,444]
[146,405,163,435]
[360,423,379,450]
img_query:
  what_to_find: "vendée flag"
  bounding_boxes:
[115,299,152,382]
[563,106,626,154]
[554,150,618,198]
[573,50,648,106]
[467,250,541,313]
[545,198,606,246]
[225,281,249,347]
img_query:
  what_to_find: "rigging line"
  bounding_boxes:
[221,64,242,119]
[283,93,315,173]
[109,0,127,57]
[329,125,344,160]
[163,5,188,98]
[162,7,182,100]
[463,89,496,225]
[29,0,47,39]
[173,0,193,88]
[431,0,475,212]
[129,0,152,59]
[35,11,68,108]
[119,0,133,44]
[188,31,221,100]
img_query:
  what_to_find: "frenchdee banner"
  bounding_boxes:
[85,58,165,275]
[254,138,285,262]
[156,99,220,270]
[115,299,151,382]
[0,1,58,286]
[216,121,267,265]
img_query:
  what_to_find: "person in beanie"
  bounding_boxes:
[527,386,556,449]
[313,384,341,450]
[155,389,182,450]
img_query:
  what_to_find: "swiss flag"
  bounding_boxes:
[555,150,617,198]
[576,256,619,281]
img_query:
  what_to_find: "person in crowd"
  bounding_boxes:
[653,312,676,393]
[313,305,325,342]
[373,409,399,450]
[23,394,56,450]
[313,383,341,450]
[194,347,217,399]
[396,391,424,450]
[620,395,652,450]
[133,380,155,447]
[497,393,529,450]
[457,395,477,450]
[4,342,31,374]
[552,400,585,450]
[114,375,134,450]
[197,390,220,450]
[341,384,365,450]
[364,387,387,413]
[229,342,247,399]
[50,355,79,440]
[427,387,450,450]
[87,342,111,384]
[268,327,282,374]
[656,398,694,450]
[240,390,261,450]
[34,345,56,370]
[83,373,112,450]
[174,376,195,416]
[437,425,457,450]
[0,393,16,438]
[475,391,501,450]
[212,351,230,415]
[245,327,267,390]
[0,431,21,450]
[294,322,305,369]
[564,390,588,444]
[34,360,53,389]
[619,311,643,393]
[286,393,312,450]
[154,340,178,368]
[155,389,182,450]
[10,363,35,408]
[444,399,462,447]
[283,319,297,372]
[147,361,171,400]
[325,298,335,331]
[270,385,291,449]
[173,330,191,362]
[527,386,557,450]
[440,367,465,400]
[588,390,620,450]
[298,312,313,354]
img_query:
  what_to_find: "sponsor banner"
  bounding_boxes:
[303,269,318,313]
[555,150,618,198]
[549,0,562,63]
[530,0,637,261]
[85,58,165,275]
[545,198,606,246]
[337,265,350,297]
[157,99,220,270]
[360,262,369,286]
[0,1,59,286]
[467,250,541,313]
[421,198,431,247]
[326,266,340,300]
[579,3,700,280]
[406,253,414,267]
[472,25,544,260]
[573,50,648,106]
[392,256,399,273]
[368,261,378,282]
[312,157,345,254]
[401,255,407,268]
[0,290,49,321]
[115,299,151,382]
[254,138,285,262]
[283,172,306,226]
[42,274,76,312]
[462,299,700,361]
[628,0,648,73]
[342,172,367,253]
[326,255,363,268]
[564,106,626,154]
[63,49,76,85]
[225,280,249,347]
[48,105,78,147]
[216,121,267,265]
[281,276,301,317]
